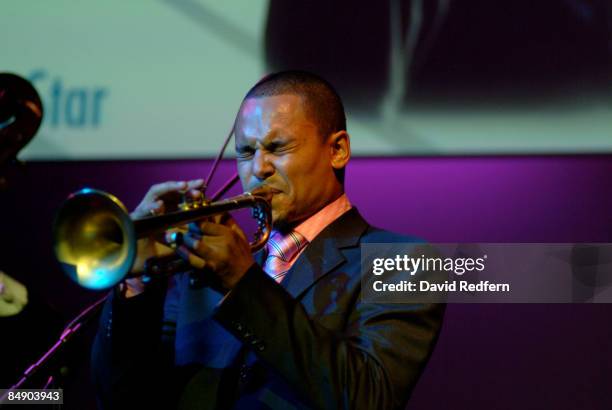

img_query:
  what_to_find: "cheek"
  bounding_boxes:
[284,152,326,192]
[302,151,331,182]
[272,157,294,190]
[237,162,252,185]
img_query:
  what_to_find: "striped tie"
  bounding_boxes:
[263,231,308,283]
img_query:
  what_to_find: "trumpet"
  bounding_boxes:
[53,187,272,290]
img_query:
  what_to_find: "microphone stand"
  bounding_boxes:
[0,295,107,403]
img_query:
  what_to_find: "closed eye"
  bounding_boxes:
[265,139,295,154]
[236,146,255,158]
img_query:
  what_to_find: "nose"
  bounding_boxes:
[252,150,275,181]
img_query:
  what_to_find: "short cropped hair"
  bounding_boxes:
[243,70,346,139]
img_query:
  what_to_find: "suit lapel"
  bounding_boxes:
[281,207,369,298]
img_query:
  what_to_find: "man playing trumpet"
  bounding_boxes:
[92,71,444,410]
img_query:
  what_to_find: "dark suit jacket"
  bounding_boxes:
[91,208,445,409]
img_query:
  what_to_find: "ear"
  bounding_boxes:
[328,130,351,170]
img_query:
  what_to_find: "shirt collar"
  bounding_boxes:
[292,193,352,243]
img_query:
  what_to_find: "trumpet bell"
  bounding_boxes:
[53,189,136,290]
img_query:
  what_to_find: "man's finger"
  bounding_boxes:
[176,245,206,270]
[217,215,248,242]
[198,222,231,236]
[188,222,202,235]
[182,232,216,262]
[219,212,238,227]
[228,222,249,242]
[148,181,187,199]
[149,200,164,215]
[186,189,203,201]
[185,179,205,191]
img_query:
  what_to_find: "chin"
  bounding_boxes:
[271,208,297,231]
[271,198,290,220]
[272,211,288,227]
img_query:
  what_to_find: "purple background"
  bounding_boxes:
[2,155,612,409]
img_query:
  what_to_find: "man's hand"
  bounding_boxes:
[178,216,255,291]
[131,179,205,219]
[122,179,205,298]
